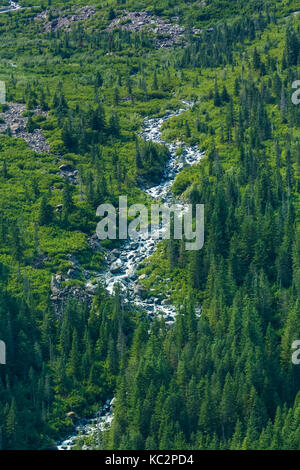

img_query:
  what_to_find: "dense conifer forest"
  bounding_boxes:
[0,0,299,450]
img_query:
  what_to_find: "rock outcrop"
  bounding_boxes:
[0,103,50,153]
[107,11,203,48]
[35,6,96,33]
[58,164,79,185]
[50,273,93,316]
[133,283,147,299]
[107,11,185,48]
[87,233,103,252]
[110,259,123,274]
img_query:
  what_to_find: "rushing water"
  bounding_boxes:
[56,398,115,451]
[0,1,21,13]
[57,102,204,450]
[87,102,204,324]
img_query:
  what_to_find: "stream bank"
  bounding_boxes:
[56,101,204,450]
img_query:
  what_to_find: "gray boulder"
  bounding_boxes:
[110,259,122,274]
[50,275,62,294]
[134,284,147,299]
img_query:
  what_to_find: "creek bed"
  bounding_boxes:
[57,102,204,450]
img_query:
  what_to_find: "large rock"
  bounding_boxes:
[85,282,98,295]
[111,249,121,257]
[110,259,122,274]
[134,284,147,299]
[106,253,117,264]
[126,266,137,280]
[50,275,62,294]
[59,164,79,185]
